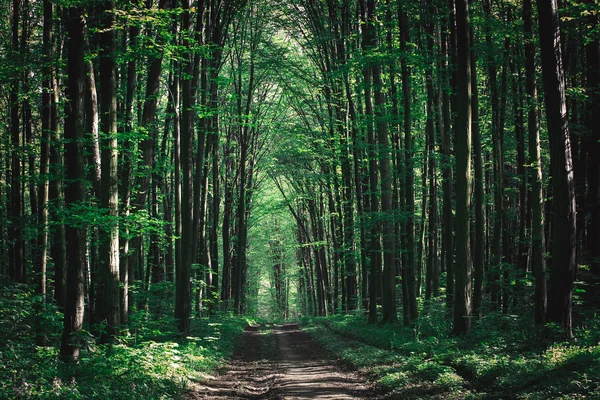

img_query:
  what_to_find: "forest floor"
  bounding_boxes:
[183,323,379,399]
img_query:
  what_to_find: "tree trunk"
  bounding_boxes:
[38,0,54,297]
[60,6,87,361]
[483,0,503,310]
[9,0,24,283]
[524,0,547,325]
[585,1,600,305]
[471,25,485,319]
[453,0,472,335]
[176,0,200,333]
[536,0,577,338]
[361,0,380,324]
[97,0,121,340]
[119,23,140,324]
[399,5,417,325]
[442,0,455,309]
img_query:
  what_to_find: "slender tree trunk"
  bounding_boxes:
[221,132,234,307]
[424,0,436,303]
[50,79,66,309]
[513,49,529,306]
[235,137,249,314]
[453,0,472,335]
[361,0,380,324]
[525,0,547,324]
[399,5,417,325]
[60,6,87,361]
[38,0,54,297]
[119,23,139,324]
[442,0,455,309]
[585,1,600,304]
[176,0,199,333]
[97,0,121,340]
[209,122,220,311]
[536,0,577,338]
[9,0,24,283]
[483,0,503,310]
[471,26,485,319]
[21,0,36,286]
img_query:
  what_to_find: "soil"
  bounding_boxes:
[184,324,378,399]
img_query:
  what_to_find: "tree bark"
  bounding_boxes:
[60,6,87,361]
[97,0,121,340]
[453,0,472,335]
[9,0,24,283]
[536,0,577,338]
[524,0,547,325]
[471,25,485,319]
[361,0,380,324]
[399,4,417,325]
[38,0,54,297]
[585,1,600,305]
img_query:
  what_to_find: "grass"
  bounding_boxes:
[0,282,248,399]
[303,299,600,399]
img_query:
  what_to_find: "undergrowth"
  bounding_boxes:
[0,282,247,399]
[305,299,600,399]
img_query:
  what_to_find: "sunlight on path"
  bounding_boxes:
[274,326,372,399]
[184,325,375,399]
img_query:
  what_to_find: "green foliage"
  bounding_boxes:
[0,282,246,399]
[305,303,600,399]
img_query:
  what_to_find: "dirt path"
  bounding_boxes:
[184,324,377,399]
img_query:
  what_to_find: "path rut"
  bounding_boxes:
[184,324,376,399]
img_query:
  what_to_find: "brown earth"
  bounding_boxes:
[184,324,379,399]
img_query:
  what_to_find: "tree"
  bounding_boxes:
[60,4,87,361]
[523,0,547,325]
[536,0,577,337]
[96,0,121,340]
[453,0,472,335]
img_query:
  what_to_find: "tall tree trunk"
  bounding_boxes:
[50,80,66,309]
[483,0,503,310]
[97,0,121,340]
[453,0,472,335]
[536,0,577,338]
[176,0,200,333]
[209,122,220,311]
[22,0,36,286]
[399,4,417,325]
[471,25,485,318]
[9,0,24,283]
[38,0,54,297]
[524,0,547,325]
[221,132,234,307]
[424,0,435,303]
[442,0,455,309]
[235,134,249,314]
[361,0,380,324]
[60,6,87,361]
[119,23,140,324]
[511,43,529,306]
[585,1,600,305]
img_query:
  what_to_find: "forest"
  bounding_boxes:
[0,0,599,397]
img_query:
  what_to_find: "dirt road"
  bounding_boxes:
[184,324,377,399]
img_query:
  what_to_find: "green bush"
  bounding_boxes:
[306,301,600,399]
[0,282,246,399]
